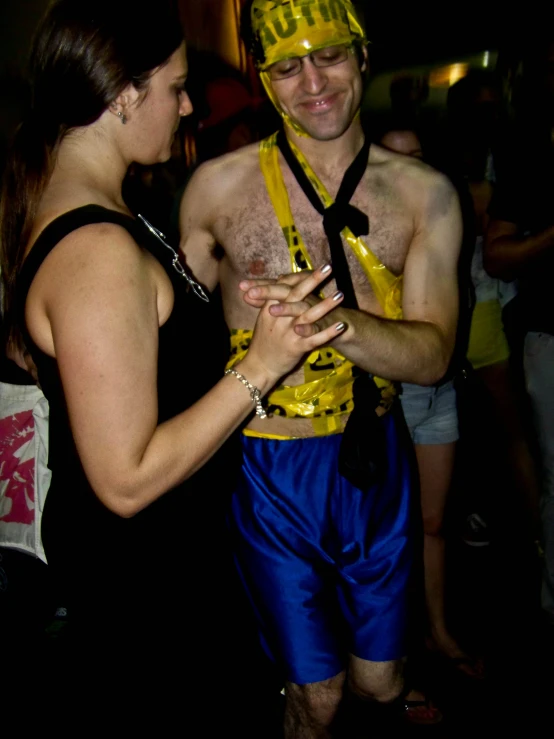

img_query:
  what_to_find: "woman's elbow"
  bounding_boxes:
[92,479,145,519]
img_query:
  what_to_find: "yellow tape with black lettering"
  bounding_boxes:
[226,133,403,439]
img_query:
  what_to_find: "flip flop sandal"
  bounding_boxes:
[404,697,443,726]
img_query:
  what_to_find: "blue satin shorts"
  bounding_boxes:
[230,411,413,685]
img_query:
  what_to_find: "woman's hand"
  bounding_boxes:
[242,264,345,382]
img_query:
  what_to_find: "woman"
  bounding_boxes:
[0,0,344,728]
[379,128,482,725]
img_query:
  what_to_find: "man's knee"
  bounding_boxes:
[286,672,345,725]
[348,658,404,704]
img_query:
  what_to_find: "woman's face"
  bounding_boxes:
[128,42,192,165]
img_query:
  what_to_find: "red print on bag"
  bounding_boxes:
[0,410,36,525]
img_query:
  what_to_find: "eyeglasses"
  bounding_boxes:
[267,45,352,81]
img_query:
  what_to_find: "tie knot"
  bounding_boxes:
[323,202,369,238]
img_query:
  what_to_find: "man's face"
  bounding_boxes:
[268,45,366,140]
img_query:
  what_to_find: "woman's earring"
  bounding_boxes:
[117,111,127,125]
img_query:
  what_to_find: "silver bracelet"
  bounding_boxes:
[225,368,268,419]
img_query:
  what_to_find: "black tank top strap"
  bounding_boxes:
[18,205,137,302]
[16,205,138,336]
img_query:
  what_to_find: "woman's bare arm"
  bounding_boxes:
[28,226,342,517]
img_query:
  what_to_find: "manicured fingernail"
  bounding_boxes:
[333,291,343,302]
[248,287,261,297]
[320,263,332,274]
[269,304,282,314]
[335,322,346,332]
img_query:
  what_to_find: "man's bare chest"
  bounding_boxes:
[213,167,413,298]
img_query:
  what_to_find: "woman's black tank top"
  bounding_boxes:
[16,205,239,618]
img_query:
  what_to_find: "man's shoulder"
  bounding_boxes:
[370,143,443,181]
[189,142,262,190]
[180,143,264,227]
[369,144,455,205]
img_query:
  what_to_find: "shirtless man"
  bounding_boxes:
[180,2,461,736]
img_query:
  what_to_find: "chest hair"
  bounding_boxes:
[217,164,413,304]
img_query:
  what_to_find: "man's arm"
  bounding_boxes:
[253,171,462,386]
[336,173,461,384]
[484,219,554,282]
[179,161,221,291]
[483,153,554,280]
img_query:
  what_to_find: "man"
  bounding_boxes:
[485,37,554,624]
[180,1,461,735]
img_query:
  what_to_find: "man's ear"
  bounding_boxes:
[360,45,369,74]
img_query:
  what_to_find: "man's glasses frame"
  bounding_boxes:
[267,44,353,81]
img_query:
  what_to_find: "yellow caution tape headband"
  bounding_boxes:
[251,0,366,70]
[251,1,366,135]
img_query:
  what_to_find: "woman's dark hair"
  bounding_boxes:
[0,0,183,352]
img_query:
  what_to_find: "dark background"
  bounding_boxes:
[362,5,503,71]
[0,1,515,77]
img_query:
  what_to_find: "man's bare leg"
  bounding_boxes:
[284,658,404,738]
[284,671,345,739]
[348,655,404,703]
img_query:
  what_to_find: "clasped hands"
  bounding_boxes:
[240,263,346,339]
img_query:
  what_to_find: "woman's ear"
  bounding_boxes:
[110,84,141,124]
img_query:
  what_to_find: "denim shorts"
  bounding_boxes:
[399,379,459,445]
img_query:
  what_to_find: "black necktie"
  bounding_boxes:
[277,129,370,309]
[277,130,388,491]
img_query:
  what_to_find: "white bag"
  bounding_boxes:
[0,382,50,563]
